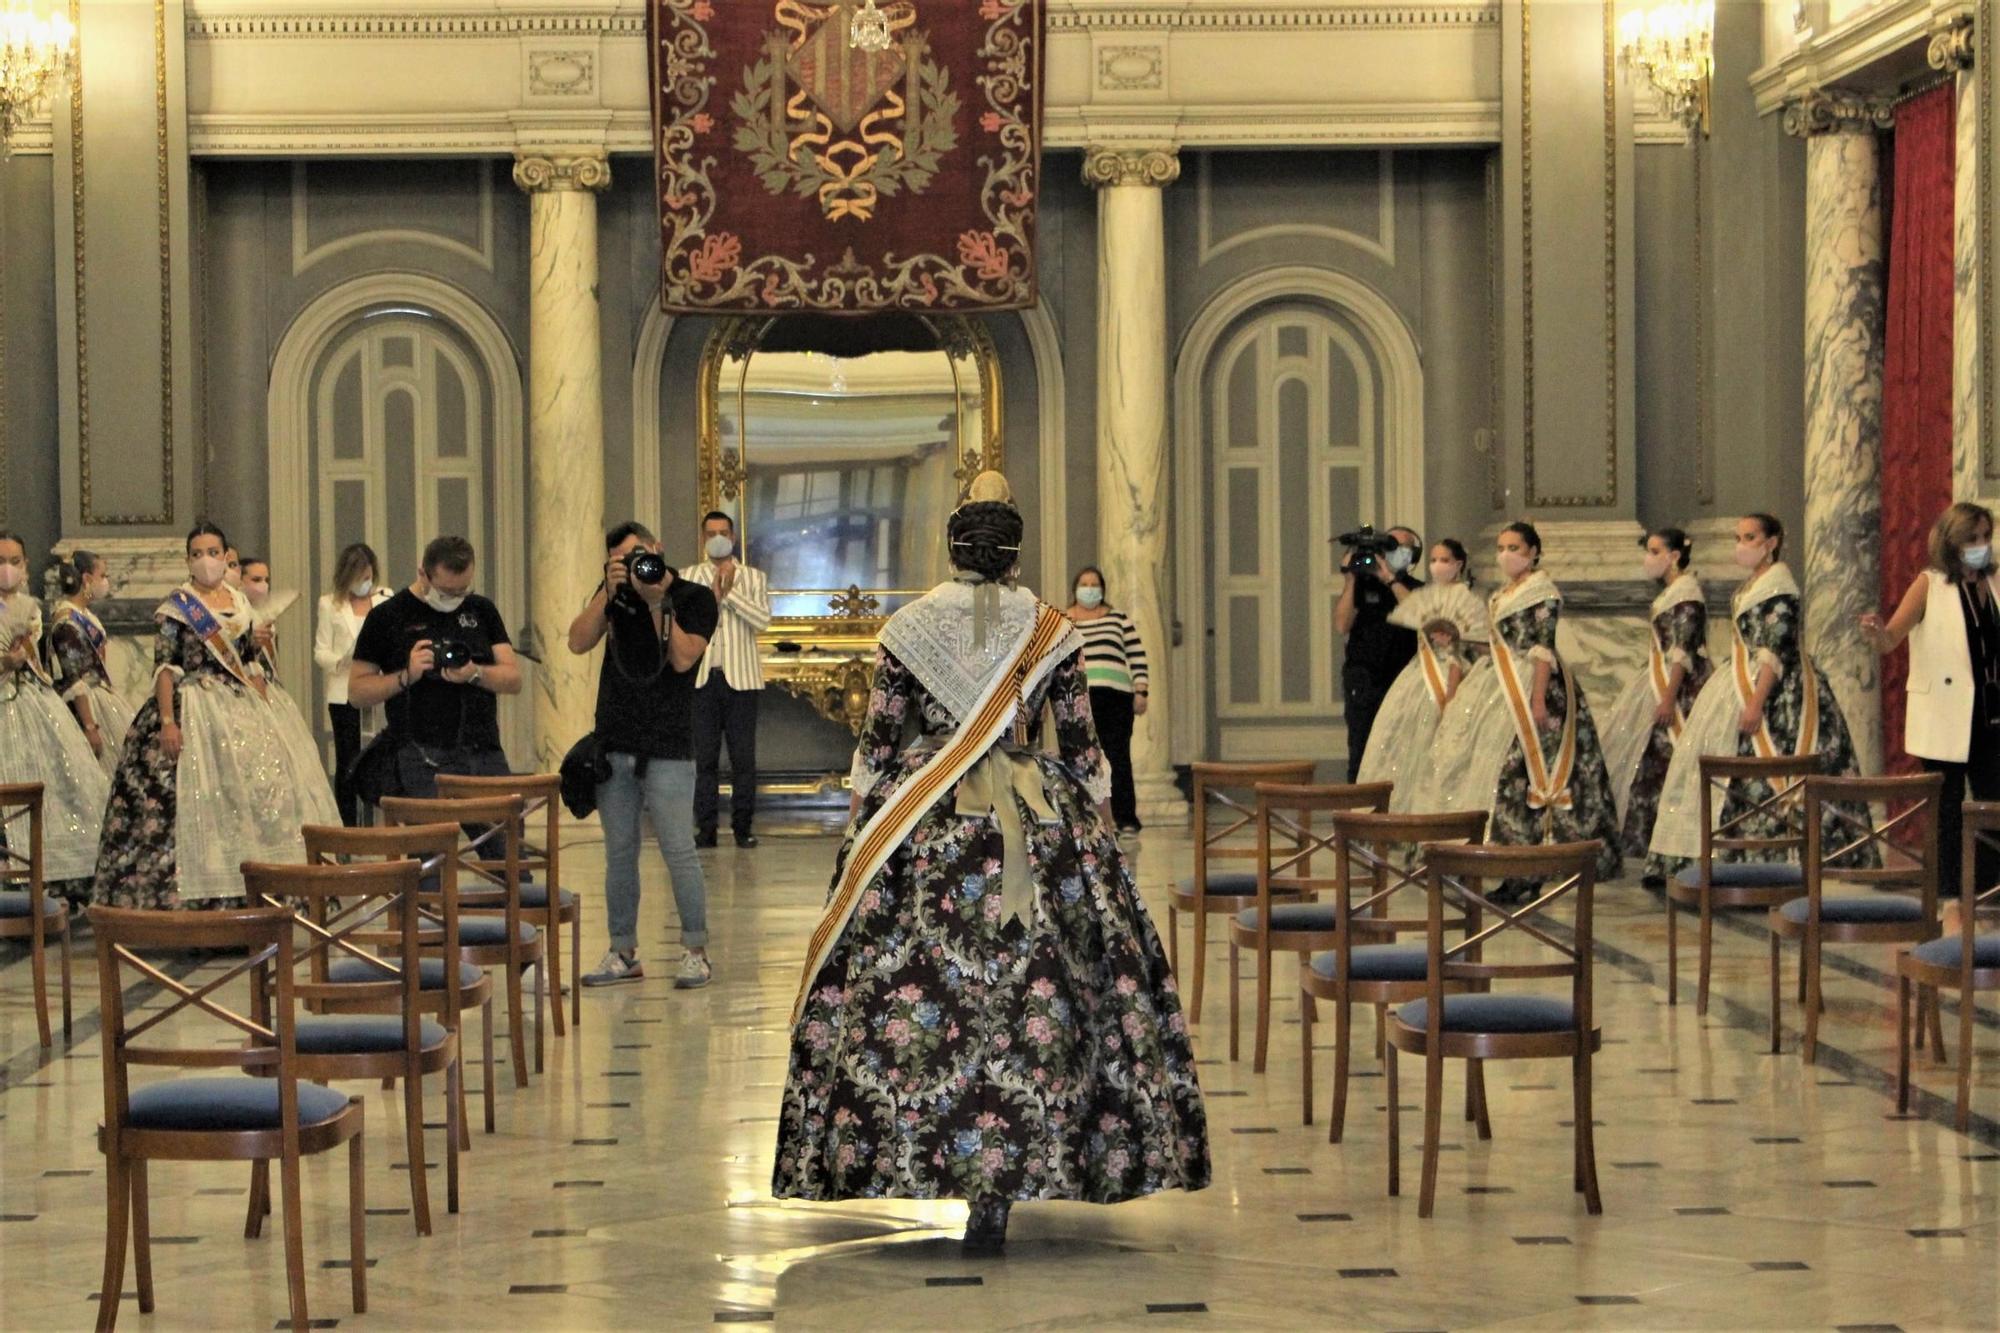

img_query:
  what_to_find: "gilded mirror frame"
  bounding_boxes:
[694,314,1004,732]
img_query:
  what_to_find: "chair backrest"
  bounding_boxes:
[1246,781,1392,929]
[241,858,427,1041]
[0,781,44,905]
[1328,809,1492,951]
[1803,772,1942,910]
[379,793,528,965]
[1190,761,1317,895]
[1416,841,1602,1034]
[1953,801,2000,961]
[299,822,468,1015]
[434,773,561,892]
[88,904,301,1139]
[1696,754,1817,869]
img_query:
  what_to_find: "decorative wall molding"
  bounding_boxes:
[1751,0,1938,114]
[290,159,497,274]
[526,48,595,98]
[186,9,648,40]
[1195,149,1396,268]
[1048,3,1497,32]
[1096,44,1164,92]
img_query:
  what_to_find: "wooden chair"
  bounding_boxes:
[0,782,71,1047]
[1170,761,1316,1023]
[436,772,579,1044]
[1898,800,2000,1130]
[1770,772,1943,1063]
[1385,841,1604,1219]
[89,904,367,1333]
[303,822,498,1140]
[380,793,542,1088]
[1225,780,1391,1071]
[1665,754,1815,1013]
[1299,808,1490,1140]
[243,856,462,1235]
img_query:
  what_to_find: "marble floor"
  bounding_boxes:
[2,821,1997,1332]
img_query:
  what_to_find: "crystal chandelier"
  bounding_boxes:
[0,2,75,158]
[1618,1,1714,137]
[849,0,893,53]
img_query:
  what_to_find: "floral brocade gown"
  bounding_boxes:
[774,646,1211,1204]
[1598,577,1713,879]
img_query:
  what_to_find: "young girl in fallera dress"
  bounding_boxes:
[92,523,340,910]
[42,549,137,775]
[1424,522,1623,899]
[1356,538,1488,810]
[0,531,111,903]
[1598,528,1712,883]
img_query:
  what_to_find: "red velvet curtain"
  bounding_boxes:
[1880,84,1957,777]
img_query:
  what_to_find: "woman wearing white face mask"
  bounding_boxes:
[1651,513,1874,872]
[1424,522,1623,901]
[42,549,137,773]
[314,542,393,825]
[1355,540,1488,811]
[91,522,339,910]
[1598,528,1712,882]
[0,529,111,905]
[1067,566,1150,835]
[1860,501,2000,895]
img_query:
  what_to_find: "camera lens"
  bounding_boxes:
[628,551,668,585]
[435,639,472,672]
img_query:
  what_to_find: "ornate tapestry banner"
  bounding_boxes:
[650,0,1043,314]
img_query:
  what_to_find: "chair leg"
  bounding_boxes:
[1299,988,1314,1126]
[1803,935,1821,1065]
[1470,1059,1492,1141]
[96,1155,129,1333]
[570,908,582,1030]
[245,1159,270,1239]
[533,959,546,1075]
[1925,985,1947,1062]
[130,1160,154,1314]
[1374,1004,1386,1061]
[547,918,568,1040]
[60,925,73,1042]
[280,1144,309,1333]
[1576,1046,1602,1215]
[1251,948,1276,1074]
[404,1064,432,1236]
[349,1124,368,1313]
[1385,1044,1400,1198]
[1956,982,1976,1133]
[1166,906,1180,977]
[446,1053,462,1215]
[1895,973,1912,1114]
[1418,1050,1443,1220]
[1227,942,1241,1063]
[1697,899,1715,1016]
[1330,993,1352,1145]
[29,926,51,1048]
[1190,906,1208,1025]
[483,998,498,1132]
[1666,896,1678,1006]
[1768,933,1782,1054]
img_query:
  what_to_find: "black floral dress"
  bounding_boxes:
[774,646,1210,1204]
[1628,598,1713,877]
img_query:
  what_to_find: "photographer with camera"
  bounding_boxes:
[1333,524,1423,780]
[568,521,719,989]
[346,534,523,800]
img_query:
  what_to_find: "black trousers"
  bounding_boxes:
[1923,735,2000,898]
[1089,686,1141,830]
[328,703,364,827]
[1343,669,1391,783]
[693,677,759,835]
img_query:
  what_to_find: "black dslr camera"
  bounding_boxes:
[433,639,474,674]
[624,550,669,586]
[1336,524,1401,573]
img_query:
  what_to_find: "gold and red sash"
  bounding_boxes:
[1416,634,1451,713]
[1732,627,1817,759]
[160,588,267,701]
[1492,628,1578,815]
[1649,641,1685,739]
[792,603,1073,1023]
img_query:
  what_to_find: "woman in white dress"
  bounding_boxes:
[315,543,393,825]
[1356,539,1488,810]
[42,549,137,774]
[91,522,340,910]
[1425,522,1623,900]
[0,531,111,900]
[1598,529,1712,883]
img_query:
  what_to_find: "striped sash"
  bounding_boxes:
[1732,630,1818,759]
[1492,629,1577,815]
[1648,640,1685,739]
[791,603,1074,1023]
[1416,635,1451,712]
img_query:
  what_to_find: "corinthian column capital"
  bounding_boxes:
[1781,89,1895,138]
[1082,146,1181,190]
[512,153,612,194]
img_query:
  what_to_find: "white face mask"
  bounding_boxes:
[1385,545,1414,573]
[0,565,23,594]
[1429,559,1460,585]
[352,578,375,598]
[1496,549,1534,579]
[1733,541,1767,570]
[422,585,467,615]
[1642,551,1672,580]
[1076,585,1104,608]
[90,576,111,600]
[189,555,227,588]
[1963,544,1993,571]
[705,534,735,562]
[245,583,270,607]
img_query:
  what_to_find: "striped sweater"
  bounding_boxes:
[1074,609,1149,694]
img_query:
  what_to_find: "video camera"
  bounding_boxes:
[1336,524,1403,573]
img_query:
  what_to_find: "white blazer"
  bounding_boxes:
[1904,569,2000,763]
[313,587,393,707]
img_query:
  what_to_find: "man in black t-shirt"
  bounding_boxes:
[567,521,718,990]
[1334,526,1423,781]
[348,535,524,801]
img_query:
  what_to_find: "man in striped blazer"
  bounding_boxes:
[683,511,774,848]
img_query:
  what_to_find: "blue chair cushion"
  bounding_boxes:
[0,891,63,918]
[1777,895,1924,925]
[1910,934,2000,968]
[1235,903,1337,933]
[1309,945,1429,983]
[293,1015,449,1055]
[1179,872,1261,898]
[1675,862,1804,889]
[518,884,576,911]
[126,1078,350,1131]
[326,957,485,990]
[455,918,540,948]
[1397,994,1576,1034]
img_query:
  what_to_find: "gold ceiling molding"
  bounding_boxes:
[186,12,647,39]
[1049,3,1497,31]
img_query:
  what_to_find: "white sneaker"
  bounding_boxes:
[520,962,570,997]
[673,950,712,990]
[581,950,645,987]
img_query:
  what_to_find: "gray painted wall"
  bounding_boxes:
[1,156,61,562]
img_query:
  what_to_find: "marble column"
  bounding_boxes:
[1784,93,1891,776]
[1084,146,1185,824]
[1931,20,1985,503]
[514,152,611,773]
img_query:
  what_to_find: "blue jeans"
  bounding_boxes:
[597,753,707,953]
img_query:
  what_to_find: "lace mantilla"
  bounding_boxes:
[878,580,1076,722]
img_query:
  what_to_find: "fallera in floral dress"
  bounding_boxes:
[1598,572,1713,879]
[774,580,1210,1205]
